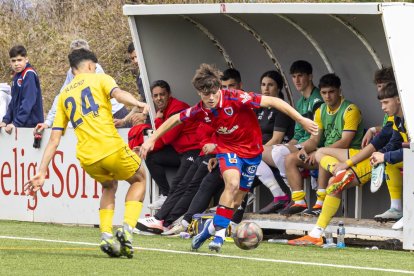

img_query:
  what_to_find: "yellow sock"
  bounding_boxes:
[320,156,339,174]
[316,196,341,229]
[124,201,143,229]
[385,163,403,201]
[292,190,306,204]
[315,189,326,206]
[99,209,114,234]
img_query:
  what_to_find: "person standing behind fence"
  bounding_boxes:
[25,49,149,259]
[34,39,129,133]
[0,45,43,134]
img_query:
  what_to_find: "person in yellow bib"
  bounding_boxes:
[282,73,364,216]
[25,49,149,258]
[288,82,406,246]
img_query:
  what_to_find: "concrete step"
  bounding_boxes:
[243,213,403,240]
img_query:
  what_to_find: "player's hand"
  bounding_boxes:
[0,122,6,129]
[208,158,218,172]
[140,103,150,116]
[139,139,155,159]
[34,123,49,135]
[361,128,375,148]
[24,172,46,197]
[130,113,147,126]
[307,152,317,166]
[300,117,318,136]
[333,162,347,176]
[202,143,217,155]
[370,152,384,166]
[5,123,14,134]
[132,146,141,154]
[155,110,164,119]
[114,118,124,127]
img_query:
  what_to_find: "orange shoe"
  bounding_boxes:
[326,170,355,195]
[287,235,323,246]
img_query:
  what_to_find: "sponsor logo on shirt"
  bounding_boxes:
[239,92,251,104]
[217,125,239,134]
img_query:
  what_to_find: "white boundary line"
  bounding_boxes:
[1,235,413,274]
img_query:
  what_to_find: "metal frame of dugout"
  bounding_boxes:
[123,2,414,250]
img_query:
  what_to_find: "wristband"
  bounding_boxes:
[345,159,354,167]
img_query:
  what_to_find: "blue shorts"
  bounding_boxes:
[216,153,262,191]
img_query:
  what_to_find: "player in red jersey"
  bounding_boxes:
[139,64,318,252]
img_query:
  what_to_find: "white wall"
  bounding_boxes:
[0,128,151,225]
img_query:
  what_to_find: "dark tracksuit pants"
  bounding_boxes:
[145,147,199,196]
[155,154,214,227]
[182,167,224,223]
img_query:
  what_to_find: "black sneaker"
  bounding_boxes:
[279,201,307,216]
[258,199,290,214]
[302,204,322,217]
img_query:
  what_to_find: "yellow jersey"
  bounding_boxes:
[53,73,126,166]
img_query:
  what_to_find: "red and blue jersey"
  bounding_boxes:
[180,89,263,158]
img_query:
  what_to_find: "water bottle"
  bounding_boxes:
[337,221,346,248]
[322,232,336,248]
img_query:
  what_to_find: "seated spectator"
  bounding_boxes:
[253,70,294,214]
[144,80,201,209]
[0,83,11,122]
[34,39,129,133]
[1,45,43,133]
[281,73,364,216]
[259,60,323,214]
[361,67,402,223]
[288,82,406,246]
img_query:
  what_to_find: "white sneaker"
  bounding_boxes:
[136,216,164,234]
[392,217,403,230]
[148,195,167,209]
[370,163,385,193]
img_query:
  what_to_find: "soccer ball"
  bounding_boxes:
[233,221,263,250]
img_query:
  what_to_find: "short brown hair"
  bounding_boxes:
[374,67,395,84]
[192,64,222,93]
[377,82,398,100]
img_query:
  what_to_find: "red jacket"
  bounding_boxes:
[155,97,200,153]
[128,123,152,150]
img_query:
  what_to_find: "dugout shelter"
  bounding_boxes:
[124,2,414,250]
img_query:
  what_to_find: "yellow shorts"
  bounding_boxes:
[348,148,371,185]
[82,146,141,183]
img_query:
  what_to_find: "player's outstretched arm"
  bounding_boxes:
[25,130,63,196]
[111,88,149,114]
[139,113,182,159]
[260,95,318,135]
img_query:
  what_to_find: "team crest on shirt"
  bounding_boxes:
[17,78,23,87]
[204,116,211,123]
[239,92,251,103]
[224,107,233,116]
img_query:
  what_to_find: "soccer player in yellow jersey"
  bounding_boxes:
[25,49,149,259]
